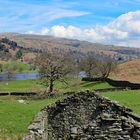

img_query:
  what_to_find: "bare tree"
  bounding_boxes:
[79,54,99,78]
[35,52,76,94]
[79,54,116,80]
[0,64,3,72]
[97,60,116,80]
[80,55,94,78]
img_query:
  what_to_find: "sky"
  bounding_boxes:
[0,0,140,47]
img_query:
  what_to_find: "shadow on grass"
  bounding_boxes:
[81,81,105,88]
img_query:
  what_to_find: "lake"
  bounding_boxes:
[0,72,40,82]
[0,71,86,82]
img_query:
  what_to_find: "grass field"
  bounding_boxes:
[0,79,43,92]
[100,90,140,115]
[0,78,140,139]
[0,78,113,92]
[0,95,64,139]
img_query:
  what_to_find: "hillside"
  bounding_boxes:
[0,37,36,62]
[0,33,140,62]
[112,59,140,83]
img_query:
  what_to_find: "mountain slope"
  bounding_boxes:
[112,59,140,83]
[0,33,140,62]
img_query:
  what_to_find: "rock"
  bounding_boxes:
[23,91,140,140]
[17,99,25,104]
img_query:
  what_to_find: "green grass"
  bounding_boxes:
[1,78,140,139]
[2,61,29,73]
[0,78,114,138]
[0,60,37,73]
[100,90,140,115]
[0,78,113,92]
[53,79,113,94]
[0,79,44,92]
[0,95,64,138]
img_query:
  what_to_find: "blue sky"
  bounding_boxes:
[0,0,140,32]
[0,0,140,47]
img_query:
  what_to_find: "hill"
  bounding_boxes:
[111,59,140,83]
[0,36,36,62]
[0,33,140,62]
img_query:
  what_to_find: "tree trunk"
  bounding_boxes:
[48,79,54,93]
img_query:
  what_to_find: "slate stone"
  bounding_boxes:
[23,91,140,140]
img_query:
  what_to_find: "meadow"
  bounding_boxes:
[0,96,63,139]
[0,78,140,139]
[0,78,113,92]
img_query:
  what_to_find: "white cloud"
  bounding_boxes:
[50,25,82,37]
[109,11,140,35]
[44,9,89,22]
[27,11,140,48]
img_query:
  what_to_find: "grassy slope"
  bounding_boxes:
[111,59,140,83]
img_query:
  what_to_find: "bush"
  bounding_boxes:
[16,50,23,59]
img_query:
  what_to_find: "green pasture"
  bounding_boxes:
[0,78,140,139]
[0,78,113,92]
[0,95,63,139]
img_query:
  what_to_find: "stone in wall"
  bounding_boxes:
[23,91,140,140]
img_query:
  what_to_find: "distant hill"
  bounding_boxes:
[0,37,36,62]
[0,33,140,62]
[111,59,140,83]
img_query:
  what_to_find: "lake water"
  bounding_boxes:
[0,71,86,82]
[0,72,40,82]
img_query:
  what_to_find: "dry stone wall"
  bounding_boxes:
[24,91,140,140]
